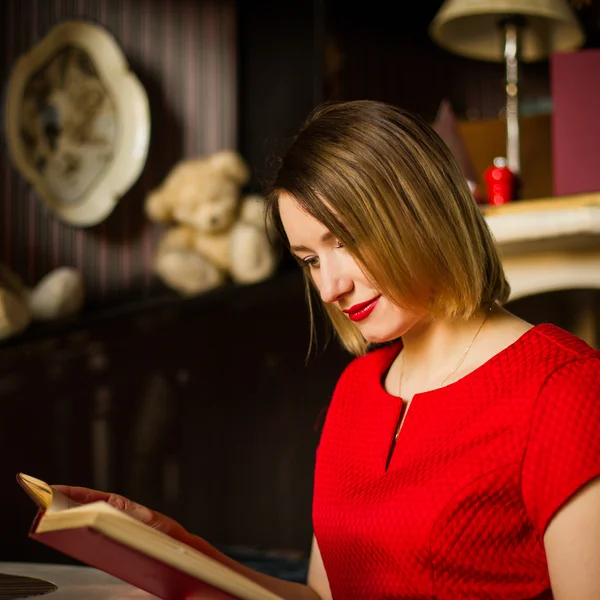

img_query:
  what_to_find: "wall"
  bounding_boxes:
[0,0,238,309]
[237,0,325,193]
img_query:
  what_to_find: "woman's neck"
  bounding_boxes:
[397,306,493,399]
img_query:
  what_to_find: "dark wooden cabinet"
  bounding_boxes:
[0,270,351,562]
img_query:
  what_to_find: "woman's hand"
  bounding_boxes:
[53,485,324,600]
[52,485,189,542]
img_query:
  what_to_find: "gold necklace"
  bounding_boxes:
[438,305,493,388]
[395,306,492,440]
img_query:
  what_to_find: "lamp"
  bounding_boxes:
[429,0,584,182]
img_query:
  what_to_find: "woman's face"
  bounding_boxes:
[278,192,429,344]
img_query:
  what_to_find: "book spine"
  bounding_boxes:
[29,510,45,535]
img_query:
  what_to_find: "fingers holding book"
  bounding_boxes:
[51,484,190,541]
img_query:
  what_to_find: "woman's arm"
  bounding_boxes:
[174,531,329,600]
[187,534,332,600]
[544,476,600,600]
[53,485,327,600]
[307,536,333,600]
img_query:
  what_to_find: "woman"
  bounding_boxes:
[55,100,600,599]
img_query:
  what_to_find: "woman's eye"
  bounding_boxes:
[298,256,319,269]
[334,239,344,249]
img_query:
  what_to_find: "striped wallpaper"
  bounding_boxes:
[0,0,238,308]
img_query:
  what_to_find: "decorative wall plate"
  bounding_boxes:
[4,20,150,227]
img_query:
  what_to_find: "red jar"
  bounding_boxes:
[484,157,515,205]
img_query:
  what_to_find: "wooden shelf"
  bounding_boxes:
[0,268,304,351]
[482,191,600,216]
[482,191,600,301]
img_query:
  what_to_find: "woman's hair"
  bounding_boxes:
[266,100,510,356]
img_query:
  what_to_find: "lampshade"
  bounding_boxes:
[429,0,585,62]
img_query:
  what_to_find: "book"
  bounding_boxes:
[17,473,285,600]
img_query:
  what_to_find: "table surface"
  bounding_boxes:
[0,562,156,599]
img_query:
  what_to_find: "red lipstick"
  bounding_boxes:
[343,296,380,322]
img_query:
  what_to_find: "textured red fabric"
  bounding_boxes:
[313,323,600,599]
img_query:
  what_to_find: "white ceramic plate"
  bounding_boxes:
[4,20,150,227]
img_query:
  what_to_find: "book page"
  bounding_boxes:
[17,473,80,512]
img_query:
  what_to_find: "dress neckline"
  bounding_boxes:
[376,322,553,401]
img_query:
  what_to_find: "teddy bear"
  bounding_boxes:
[144,150,278,297]
[0,263,85,340]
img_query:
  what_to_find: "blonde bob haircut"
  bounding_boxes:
[266,100,510,356]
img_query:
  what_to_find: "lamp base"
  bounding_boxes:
[503,18,521,182]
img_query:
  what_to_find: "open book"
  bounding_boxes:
[17,473,285,600]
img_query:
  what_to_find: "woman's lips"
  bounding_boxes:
[343,296,381,322]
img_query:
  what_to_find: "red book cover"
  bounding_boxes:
[31,524,237,600]
[551,49,600,196]
[25,504,283,600]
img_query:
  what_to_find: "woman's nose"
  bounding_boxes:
[318,261,353,304]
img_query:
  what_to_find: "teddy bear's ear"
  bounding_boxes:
[145,189,172,222]
[209,150,250,185]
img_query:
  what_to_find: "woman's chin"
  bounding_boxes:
[361,328,399,345]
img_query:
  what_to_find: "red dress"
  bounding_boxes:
[312,324,600,599]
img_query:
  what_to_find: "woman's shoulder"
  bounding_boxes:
[525,323,599,368]
[533,323,600,389]
[478,321,598,396]
[530,322,598,355]
[500,322,600,394]
[494,321,597,363]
